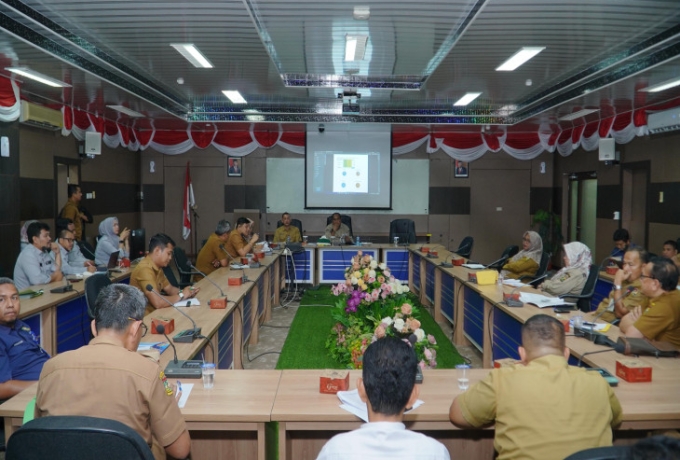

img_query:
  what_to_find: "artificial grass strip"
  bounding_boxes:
[276,286,466,370]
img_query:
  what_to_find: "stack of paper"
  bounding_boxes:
[173,298,200,307]
[336,389,423,422]
[462,263,486,269]
[518,292,574,308]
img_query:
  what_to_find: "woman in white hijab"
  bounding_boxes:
[501,231,543,279]
[94,217,130,265]
[540,241,592,296]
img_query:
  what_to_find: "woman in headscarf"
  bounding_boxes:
[501,231,543,279]
[539,241,592,296]
[20,220,38,251]
[94,217,130,265]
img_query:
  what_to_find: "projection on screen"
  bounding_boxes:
[305,125,391,209]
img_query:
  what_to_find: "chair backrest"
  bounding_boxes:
[172,247,193,284]
[77,240,96,261]
[84,274,112,319]
[162,265,181,288]
[577,264,600,312]
[389,219,416,243]
[326,215,353,236]
[456,236,474,258]
[528,251,552,286]
[563,445,629,460]
[277,219,303,236]
[489,245,519,271]
[6,415,155,460]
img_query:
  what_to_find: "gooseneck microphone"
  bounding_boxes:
[591,285,635,322]
[484,255,507,269]
[145,284,200,343]
[156,324,179,364]
[219,244,249,283]
[186,261,225,297]
[454,242,471,256]
[155,324,203,379]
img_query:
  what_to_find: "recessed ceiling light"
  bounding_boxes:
[6,67,71,87]
[639,77,680,93]
[345,35,368,61]
[106,105,145,118]
[454,92,482,106]
[558,109,599,121]
[496,47,546,71]
[353,6,370,20]
[170,44,213,68]
[222,90,247,104]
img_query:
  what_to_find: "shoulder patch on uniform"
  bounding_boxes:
[559,273,571,282]
[159,370,173,396]
[21,326,31,332]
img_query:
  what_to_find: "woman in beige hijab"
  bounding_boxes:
[501,231,543,279]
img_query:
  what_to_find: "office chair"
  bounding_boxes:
[455,236,474,258]
[172,247,200,286]
[326,214,353,237]
[563,445,629,460]
[389,219,416,244]
[6,415,154,460]
[77,240,96,261]
[520,251,551,287]
[559,264,600,312]
[162,265,190,289]
[276,219,303,236]
[84,274,111,319]
[488,245,519,271]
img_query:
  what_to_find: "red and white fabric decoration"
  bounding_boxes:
[182,162,195,240]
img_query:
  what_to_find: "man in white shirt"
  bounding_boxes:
[56,229,96,276]
[13,222,63,291]
[316,337,450,460]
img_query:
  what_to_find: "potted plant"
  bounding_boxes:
[532,209,563,260]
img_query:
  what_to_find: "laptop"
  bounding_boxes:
[96,250,120,272]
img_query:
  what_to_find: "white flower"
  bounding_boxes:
[378,262,386,270]
[393,318,405,332]
[351,277,358,285]
[414,328,425,342]
[368,269,376,278]
[401,285,410,293]
[381,316,393,326]
[370,260,378,269]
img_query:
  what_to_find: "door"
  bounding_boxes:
[54,158,80,217]
[568,175,597,253]
[621,166,648,249]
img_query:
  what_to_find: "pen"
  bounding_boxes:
[177,380,182,393]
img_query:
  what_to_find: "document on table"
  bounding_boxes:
[230,263,248,269]
[462,263,486,269]
[176,383,194,408]
[337,389,423,422]
[503,279,527,287]
[173,298,200,307]
[519,292,574,308]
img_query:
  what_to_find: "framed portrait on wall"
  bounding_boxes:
[228,157,242,177]
[454,160,469,178]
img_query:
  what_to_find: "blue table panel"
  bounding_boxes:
[463,286,484,350]
[56,296,90,354]
[319,248,378,284]
[258,277,266,317]
[412,254,421,293]
[243,291,253,343]
[285,248,314,284]
[425,263,436,303]
[23,313,42,347]
[217,313,234,369]
[592,277,613,311]
[440,273,455,323]
[493,308,522,361]
[383,249,409,283]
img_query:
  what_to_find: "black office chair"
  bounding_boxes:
[559,264,600,312]
[84,274,112,319]
[77,240,96,261]
[563,445,629,460]
[276,219,303,236]
[6,415,154,460]
[326,215,353,237]
[172,247,199,286]
[389,219,416,244]
[455,236,474,258]
[488,245,519,271]
[520,251,551,287]
[162,265,190,289]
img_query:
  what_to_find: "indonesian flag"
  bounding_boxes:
[182,162,195,240]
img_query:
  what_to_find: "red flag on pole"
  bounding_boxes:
[182,162,195,240]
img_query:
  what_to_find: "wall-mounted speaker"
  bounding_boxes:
[598,138,618,162]
[84,131,102,155]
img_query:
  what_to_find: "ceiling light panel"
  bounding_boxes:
[558,109,599,121]
[639,77,680,93]
[6,67,71,87]
[454,92,482,106]
[496,47,546,71]
[170,44,213,68]
[223,91,247,104]
[107,105,145,117]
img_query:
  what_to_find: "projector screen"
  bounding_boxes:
[305,124,392,209]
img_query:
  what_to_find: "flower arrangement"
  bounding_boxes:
[326,251,438,370]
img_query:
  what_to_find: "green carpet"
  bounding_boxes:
[276,286,465,369]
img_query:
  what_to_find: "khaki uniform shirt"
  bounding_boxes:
[541,267,587,297]
[273,225,302,243]
[130,255,170,316]
[634,289,680,348]
[35,336,187,460]
[501,257,539,280]
[457,354,622,460]
[224,231,247,260]
[195,233,224,278]
[594,279,648,323]
[60,199,82,241]
[325,223,351,240]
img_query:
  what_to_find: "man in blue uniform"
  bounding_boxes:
[0,277,49,399]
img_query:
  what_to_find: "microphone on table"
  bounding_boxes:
[528,273,549,287]
[79,243,97,261]
[440,254,454,268]
[186,261,225,297]
[454,242,471,256]
[484,255,507,270]
[219,245,249,283]
[155,324,203,379]
[591,286,635,323]
[145,284,200,343]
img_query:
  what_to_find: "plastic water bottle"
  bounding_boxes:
[497,273,504,297]
[355,236,361,246]
[286,236,291,244]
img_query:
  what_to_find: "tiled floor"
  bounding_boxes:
[243,298,483,370]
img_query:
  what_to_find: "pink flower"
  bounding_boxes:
[357,250,363,257]
[381,290,389,299]
[424,348,433,360]
[375,324,386,339]
[368,277,375,283]
[406,318,421,331]
[401,303,412,315]
[371,290,380,301]
[345,279,352,286]
[418,360,426,371]
[427,334,436,344]
[352,263,360,271]
[378,276,385,284]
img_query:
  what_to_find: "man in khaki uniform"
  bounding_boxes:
[195,220,231,280]
[273,212,302,243]
[620,257,680,348]
[130,233,199,316]
[449,314,622,460]
[59,184,87,241]
[35,284,191,460]
[225,217,259,260]
[593,248,650,323]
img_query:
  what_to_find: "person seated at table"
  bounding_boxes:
[0,277,50,400]
[539,241,591,296]
[324,213,352,244]
[56,218,95,266]
[94,217,130,265]
[225,217,260,260]
[501,231,543,280]
[130,233,199,316]
[35,283,191,460]
[662,240,680,268]
[56,228,96,275]
[19,220,38,251]
[273,212,302,243]
[620,257,680,348]
[316,337,450,460]
[14,221,63,291]
[449,314,622,460]
[593,248,650,323]
[611,228,632,259]
[195,219,231,280]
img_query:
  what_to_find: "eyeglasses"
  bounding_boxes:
[60,238,75,243]
[639,274,656,281]
[128,317,148,337]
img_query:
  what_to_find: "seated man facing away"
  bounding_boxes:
[13,221,63,291]
[449,314,622,460]
[316,337,450,460]
[273,212,302,243]
[620,257,680,348]
[662,239,680,268]
[593,248,650,323]
[194,219,231,280]
[0,277,50,399]
[611,228,632,259]
[35,284,191,460]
